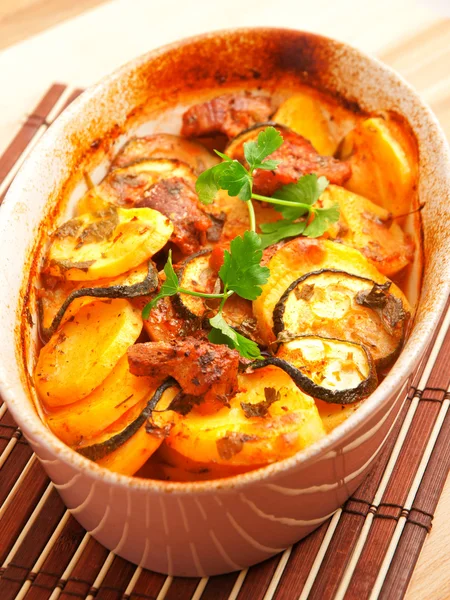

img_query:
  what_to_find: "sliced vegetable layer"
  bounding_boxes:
[40,262,158,341]
[273,269,408,367]
[77,159,197,213]
[35,299,143,406]
[174,250,217,319]
[273,335,377,404]
[273,90,357,156]
[338,116,417,217]
[31,90,419,482]
[78,379,179,475]
[319,185,414,276]
[152,366,325,466]
[47,354,158,446]
[253,238,410,347]
[112,133,219,173]
[46,206,172,281]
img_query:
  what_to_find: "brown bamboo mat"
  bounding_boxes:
[1,47,450,598]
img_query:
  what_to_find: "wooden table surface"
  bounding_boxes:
[0,2,449,598]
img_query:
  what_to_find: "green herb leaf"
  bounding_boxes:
[273,174,329,220]
[209,312,263,359]
[214,150,233,162]
[218,161,253,200]
[142,250,179,318]
[219,231,270,300]
[303,204,340,238]
[195,162,230,205]
[254,158,281,171]
[244,126,283,172]
[259,219,307,249]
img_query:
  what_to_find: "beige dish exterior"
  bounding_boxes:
[0,29,449,577]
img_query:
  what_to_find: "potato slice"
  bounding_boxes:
[315,399,363,433]
[35,299,142,407]
[153,366,325,466]
[273,89,358,155]
[76,186,112,215]
[47,206,172,281]
[39,262,150,333]
[253,238,410,345]
[145,444,263,481]
[338,116,418,216]
[320,185,414,276]
[96,423,162,475]
[47,354,157,446]
[274,93,336,155]
[80,382,178,476]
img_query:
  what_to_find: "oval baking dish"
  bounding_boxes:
[0,29,449,576]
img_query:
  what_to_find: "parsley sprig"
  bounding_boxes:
[142,233,269,359]
[258,174,339,247]
[142,126,340,360]
[196,126,339,247]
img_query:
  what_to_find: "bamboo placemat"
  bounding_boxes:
[1,23,450,598]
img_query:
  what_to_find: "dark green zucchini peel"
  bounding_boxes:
[252,335,377,404]
[41,261,158,342]
[77,377,177,462]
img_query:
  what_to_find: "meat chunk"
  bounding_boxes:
[112,134,219,174]
[135,177,212,255]
[253,130,351,196]
[132,295,188,343]
[128,338,239,405]
[182,93,273,139]
[229,127,352,196]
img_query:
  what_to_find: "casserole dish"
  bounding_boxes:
[0,28,449,576]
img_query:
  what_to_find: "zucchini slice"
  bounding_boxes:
[46,206,173,281]
[77,378,178,462]
[173,249,217,319]
[77,159,198,213]
[112,134,219,174]
[253,238,410,348]
[273,269,408,367]
[40,261,158,341]
[172,250,264,343]
[271,335,377,404]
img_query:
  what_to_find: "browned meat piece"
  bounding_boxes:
[253,130,351,196]
[112,134,219,174]
[182,93,273,139]
[135,177,212,255]
[132,295,188,343]
[229,127,351,196]
[128,337,239,405]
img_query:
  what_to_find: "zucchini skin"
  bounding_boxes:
[253,340,377,404]
[273,268,408,369]
[77,378,177,462]
[173,249,215,320]
[40,261,158,342]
